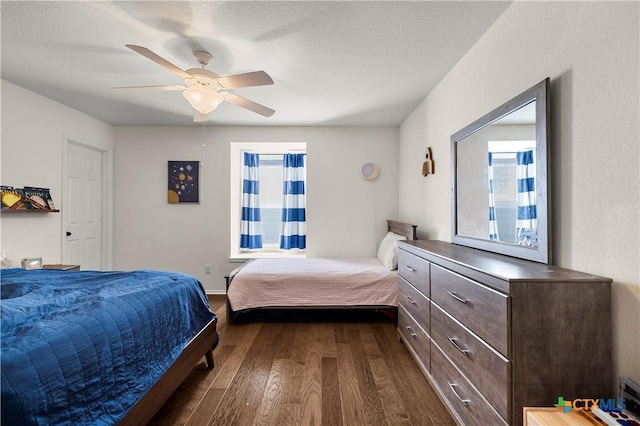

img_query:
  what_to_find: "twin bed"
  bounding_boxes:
[226,220,417,323]
[1,268,218,425]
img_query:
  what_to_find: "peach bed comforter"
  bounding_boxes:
[227,258,398,311]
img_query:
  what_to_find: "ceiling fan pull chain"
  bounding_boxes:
[201,122,206,168]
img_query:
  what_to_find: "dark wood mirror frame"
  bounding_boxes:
[451,78,551,263]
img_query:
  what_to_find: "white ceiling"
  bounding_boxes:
[1,1,511,127]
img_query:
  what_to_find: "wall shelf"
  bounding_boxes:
[1,209,60,214]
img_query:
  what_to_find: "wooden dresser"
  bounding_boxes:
[397,240,612,426]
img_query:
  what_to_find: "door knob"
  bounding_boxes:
[66,231,72,236]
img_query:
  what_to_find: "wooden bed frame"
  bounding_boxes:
[224,220,417,324]
[119,317,218,425]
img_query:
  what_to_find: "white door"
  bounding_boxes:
[64,142,103,270]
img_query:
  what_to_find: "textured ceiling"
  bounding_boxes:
[1,1,511,126]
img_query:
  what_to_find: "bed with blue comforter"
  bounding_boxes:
[1,268,218,425]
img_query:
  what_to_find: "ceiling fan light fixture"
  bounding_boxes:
[183,88,222,115]
[118,45,275,118]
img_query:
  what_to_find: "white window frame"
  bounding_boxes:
[230,142,307,260]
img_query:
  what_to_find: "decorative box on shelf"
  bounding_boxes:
[43,264,81,271]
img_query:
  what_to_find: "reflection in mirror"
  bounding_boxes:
[456,102,537,246]
[451,79,550,263]
[489,139,537,246]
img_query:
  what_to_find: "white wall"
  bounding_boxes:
[113,126,399,292]
[0,80,114,266]
[399,2,639,390]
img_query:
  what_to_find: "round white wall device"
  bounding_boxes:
[360,163,379,180]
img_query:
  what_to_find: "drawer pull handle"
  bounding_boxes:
[447,336,471,355]
[405,325,417,338]
[405,265,416,272]
[448,382,471,405]
[406,296,417,305]
[447,291,469,304]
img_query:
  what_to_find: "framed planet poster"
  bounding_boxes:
[168,161,199,203]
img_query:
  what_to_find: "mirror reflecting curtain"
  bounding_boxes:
[451,78,550,263]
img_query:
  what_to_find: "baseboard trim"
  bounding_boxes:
[206,290,227,296]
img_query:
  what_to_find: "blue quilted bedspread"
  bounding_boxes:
[1,268,217,425]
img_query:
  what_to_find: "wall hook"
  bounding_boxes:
[422,147,434,176]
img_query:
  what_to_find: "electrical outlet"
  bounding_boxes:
[205,264,211,274]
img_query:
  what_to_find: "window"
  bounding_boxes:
[491,153,519,242]
[230,142,307,259]
[488,140,536,245]
[258,154,285,247]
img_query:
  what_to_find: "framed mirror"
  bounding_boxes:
[451,78,551,263]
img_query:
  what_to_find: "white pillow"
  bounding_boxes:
[377,231,407,270]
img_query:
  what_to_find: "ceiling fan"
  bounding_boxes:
[111,44,275,122]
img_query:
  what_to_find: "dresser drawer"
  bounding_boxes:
[431,342,508,426]
[398,305,430,371]
[398,276,430,331]
[431,264,509,355]
[398,249,430,296]
[431,302,510,420]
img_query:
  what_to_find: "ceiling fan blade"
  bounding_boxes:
[215,71,274,89]
[125,44,192,79]
[223,92,275,117]
[111,85,187,92]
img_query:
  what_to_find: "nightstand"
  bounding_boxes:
[524,407,604,425]
[43,264,80,271]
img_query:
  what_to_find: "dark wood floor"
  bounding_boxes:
[148,295,455,426]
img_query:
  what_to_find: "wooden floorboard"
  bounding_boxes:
[321,356,343,426]
[149,295,456,426]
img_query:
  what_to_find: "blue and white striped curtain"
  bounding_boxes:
[240,152,262,250]
[488,152,499,241]
[515,150,537,246]
[280,153,306,250]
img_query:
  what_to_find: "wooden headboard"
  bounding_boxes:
[386,220,418,240]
